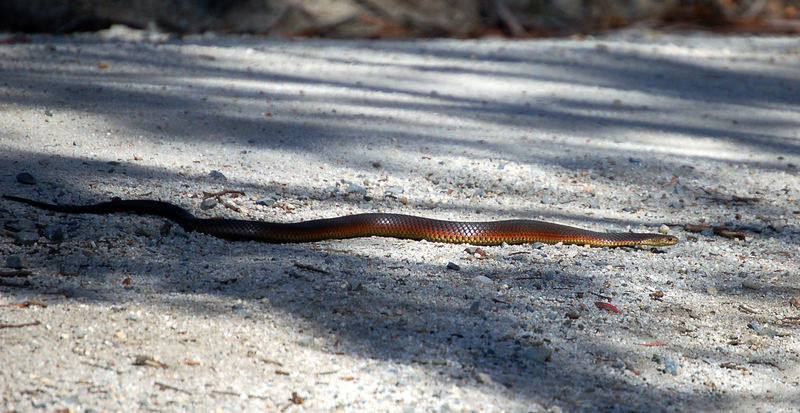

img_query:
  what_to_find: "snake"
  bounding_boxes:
[3,195,678,247]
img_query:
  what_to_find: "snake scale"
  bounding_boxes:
[3,195,678,247]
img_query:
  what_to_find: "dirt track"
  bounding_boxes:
[1,31,799,411]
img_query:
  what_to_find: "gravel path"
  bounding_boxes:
[1,30,799,412]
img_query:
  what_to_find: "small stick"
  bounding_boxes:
[293,262,329,274]
[0,320,40,329]
[0,270,32,278]
[589,291,613,301]
[202,189,245,198]
[210,389,240,397]
[155,381,192,395]
[1,300,47,308]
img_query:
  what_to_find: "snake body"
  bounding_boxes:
[3,195,678,247]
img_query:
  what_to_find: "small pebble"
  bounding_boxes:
[200,198,218,210]
[473,275,492,284]
[759,328,781,338]
[446,262,461,271]
[209,170,226,180]
[748,321,779,337]
[296,335,316,348]
[744,335,763,346]
[663,357,679,375]
[5,219,36,232]
[472,188,486,197]
[134,226,155,237]
[385,186,404,195]
[738,224,763,233]
[14,231,40,245]
[742,279,761,290]
[255,197,275,206]
[15,172,36,185]
[628,157,642,164]
[475,372,492,384]
[468,301,481,314]
[524,346,552,363]
[659,224,669,234]
[344,182,366,196]
[42,225,65,242]
[674,185,686,195]
[5,255,28,269]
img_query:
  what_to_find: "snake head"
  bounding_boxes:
[645,235,679,246]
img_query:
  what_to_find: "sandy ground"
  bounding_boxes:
[1,29,799,412]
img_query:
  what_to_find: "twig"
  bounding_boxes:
[202,189,245,198]
[260,357,284,367]
[0,270,32,278]
[684,224,746,241]
[80,361,117,372]
[0,320,40,329]
[133,355,168,368]
[714,227,746,241]
[638,341,666,347]
[737,303,759,314]
[741,0,767,19]
[589,291,613,301]
[595,301,622,314]
[1,300,47,308]
[0,279,32,288]
[293,261,330,274]
[210,389,240,397]
[155,381,192,395]
[492,0,527,37]
[748,359,782,370]
[220,199,242,213]
[719,362,748,372]
[698,194,759,205]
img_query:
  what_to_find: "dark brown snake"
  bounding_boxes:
[3,195,678,247]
